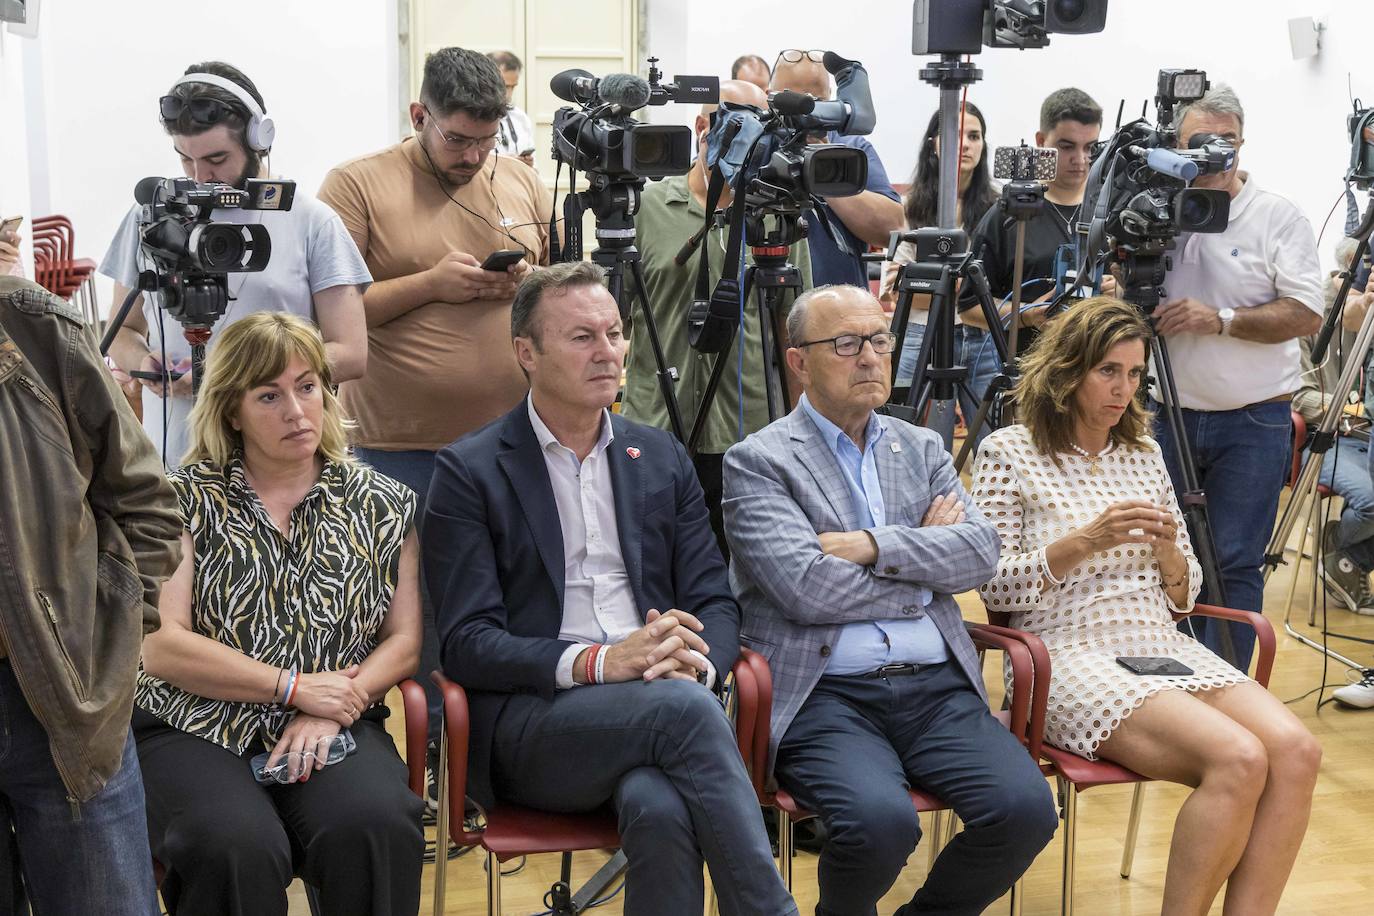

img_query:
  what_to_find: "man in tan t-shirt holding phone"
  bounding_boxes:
[318,46,552,788]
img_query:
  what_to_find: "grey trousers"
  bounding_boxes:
[492,678,798,916]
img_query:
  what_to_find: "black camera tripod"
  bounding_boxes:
[686,209,804,455]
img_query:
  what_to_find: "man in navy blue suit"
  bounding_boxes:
[424,261,796,916]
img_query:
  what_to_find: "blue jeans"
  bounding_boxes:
[353,447,441,741]
[896,322,1001,455]
[492,679,798,916]
[774,663,1056,916]
[1316,436,1374,572]
[1151,400,1292,671]
[0,660,158,915]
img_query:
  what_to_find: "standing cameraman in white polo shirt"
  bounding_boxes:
[1149,85,1323,671]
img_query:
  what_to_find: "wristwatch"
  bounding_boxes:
[1217,307,1236,336]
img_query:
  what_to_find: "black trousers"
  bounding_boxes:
[133,708,424,916]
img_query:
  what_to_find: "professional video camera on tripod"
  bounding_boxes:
[1040,68,1242,661]
[100,175,295,394]
[889,0,1108,469]
[682,51,875,455]
[548,58,718,444]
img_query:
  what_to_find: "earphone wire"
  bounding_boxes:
[415,123,533,259]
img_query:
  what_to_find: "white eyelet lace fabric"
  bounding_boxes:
[972,424,1250,759]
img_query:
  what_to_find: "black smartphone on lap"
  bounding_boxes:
[1116,656,1195,677]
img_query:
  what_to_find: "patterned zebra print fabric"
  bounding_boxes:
[135,455,417,755]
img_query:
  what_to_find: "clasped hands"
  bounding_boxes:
[1078,499,1182,559]
[574,609,711,684]
[266,665,370,782]
[818,492,966,567]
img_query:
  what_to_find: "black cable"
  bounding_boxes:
[414,131,534,260]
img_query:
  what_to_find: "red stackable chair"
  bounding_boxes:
[30,215,99,324]
[430,671,624,916]
[732,622,1050,916]
[151,678,428,916]
[989,604,1277,916]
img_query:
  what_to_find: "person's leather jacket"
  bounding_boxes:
[0,276,181,801]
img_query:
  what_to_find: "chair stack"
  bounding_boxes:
[30,215,99,326]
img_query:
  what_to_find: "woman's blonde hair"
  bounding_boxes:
[1014,296,1154,464]
[183,312,353,467]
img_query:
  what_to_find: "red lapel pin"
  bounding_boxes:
[626,447,641,459]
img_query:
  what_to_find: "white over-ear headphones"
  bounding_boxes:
[172,72,277,152]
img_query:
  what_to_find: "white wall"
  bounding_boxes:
[1,22,36,275]
[17,0,399,306]
[644,0,1370,263]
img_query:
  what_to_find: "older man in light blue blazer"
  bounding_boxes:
[723,284,1055,916]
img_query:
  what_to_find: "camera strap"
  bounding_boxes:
[688,122,758,353]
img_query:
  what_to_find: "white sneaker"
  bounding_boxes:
[1333,669,1374,709]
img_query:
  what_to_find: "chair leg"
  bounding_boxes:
[943,812,961,848]
[928,811,945,870]
[1120,783,1146,878]
[487,850,502,916]
[1060,780,1077,916]
[778,812,794,892]
[433,731,449,916]
[1009,876,1023,916]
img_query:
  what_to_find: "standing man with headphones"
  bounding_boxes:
[101,61,371,467]
[317,47,552,792]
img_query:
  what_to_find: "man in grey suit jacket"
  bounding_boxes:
[723,285,1055,916]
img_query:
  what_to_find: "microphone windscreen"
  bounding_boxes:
[598,73,652,109]
[769,90,815,117]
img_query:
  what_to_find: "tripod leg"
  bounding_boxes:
[1150,336,1237,667]
[624,257,687,443]
[686,336,739,456]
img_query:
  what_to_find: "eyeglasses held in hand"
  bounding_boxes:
[777,49,827,64]
[251,730,357,785]
[797,331,898,357]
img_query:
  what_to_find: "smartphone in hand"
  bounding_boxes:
[480,249,526,272]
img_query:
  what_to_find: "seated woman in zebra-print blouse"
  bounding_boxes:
[133,312,424,916]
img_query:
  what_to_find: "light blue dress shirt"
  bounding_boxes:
[798,394,948,674]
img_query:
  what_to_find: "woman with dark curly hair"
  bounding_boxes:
[972,297,1320,916]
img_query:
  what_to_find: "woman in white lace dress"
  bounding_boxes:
[972,297,1320,916]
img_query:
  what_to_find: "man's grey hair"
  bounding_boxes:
[511,260,608,344]
[1175,83,1245,136]
[786,284,876,348]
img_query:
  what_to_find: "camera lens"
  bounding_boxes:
[1053,0,1087,24]
[196,225,247,271]
[1178,194,1215,229]
[633,132,669,170]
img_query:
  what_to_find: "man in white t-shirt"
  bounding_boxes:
[100,61,371,467]
[1150,84,1323,669]
[488,51,537,169]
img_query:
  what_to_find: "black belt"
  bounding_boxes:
[856,662,941,679]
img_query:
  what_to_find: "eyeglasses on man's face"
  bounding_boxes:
[796,331,897,357]
[422,105,499,153]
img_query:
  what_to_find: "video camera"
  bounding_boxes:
[550,59,718,181]
[134,175,295,329]
[687,53,875,353]
[1076,69,1234,310]
[913,0,1108,54]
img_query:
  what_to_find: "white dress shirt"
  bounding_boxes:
[528,398,715,689]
